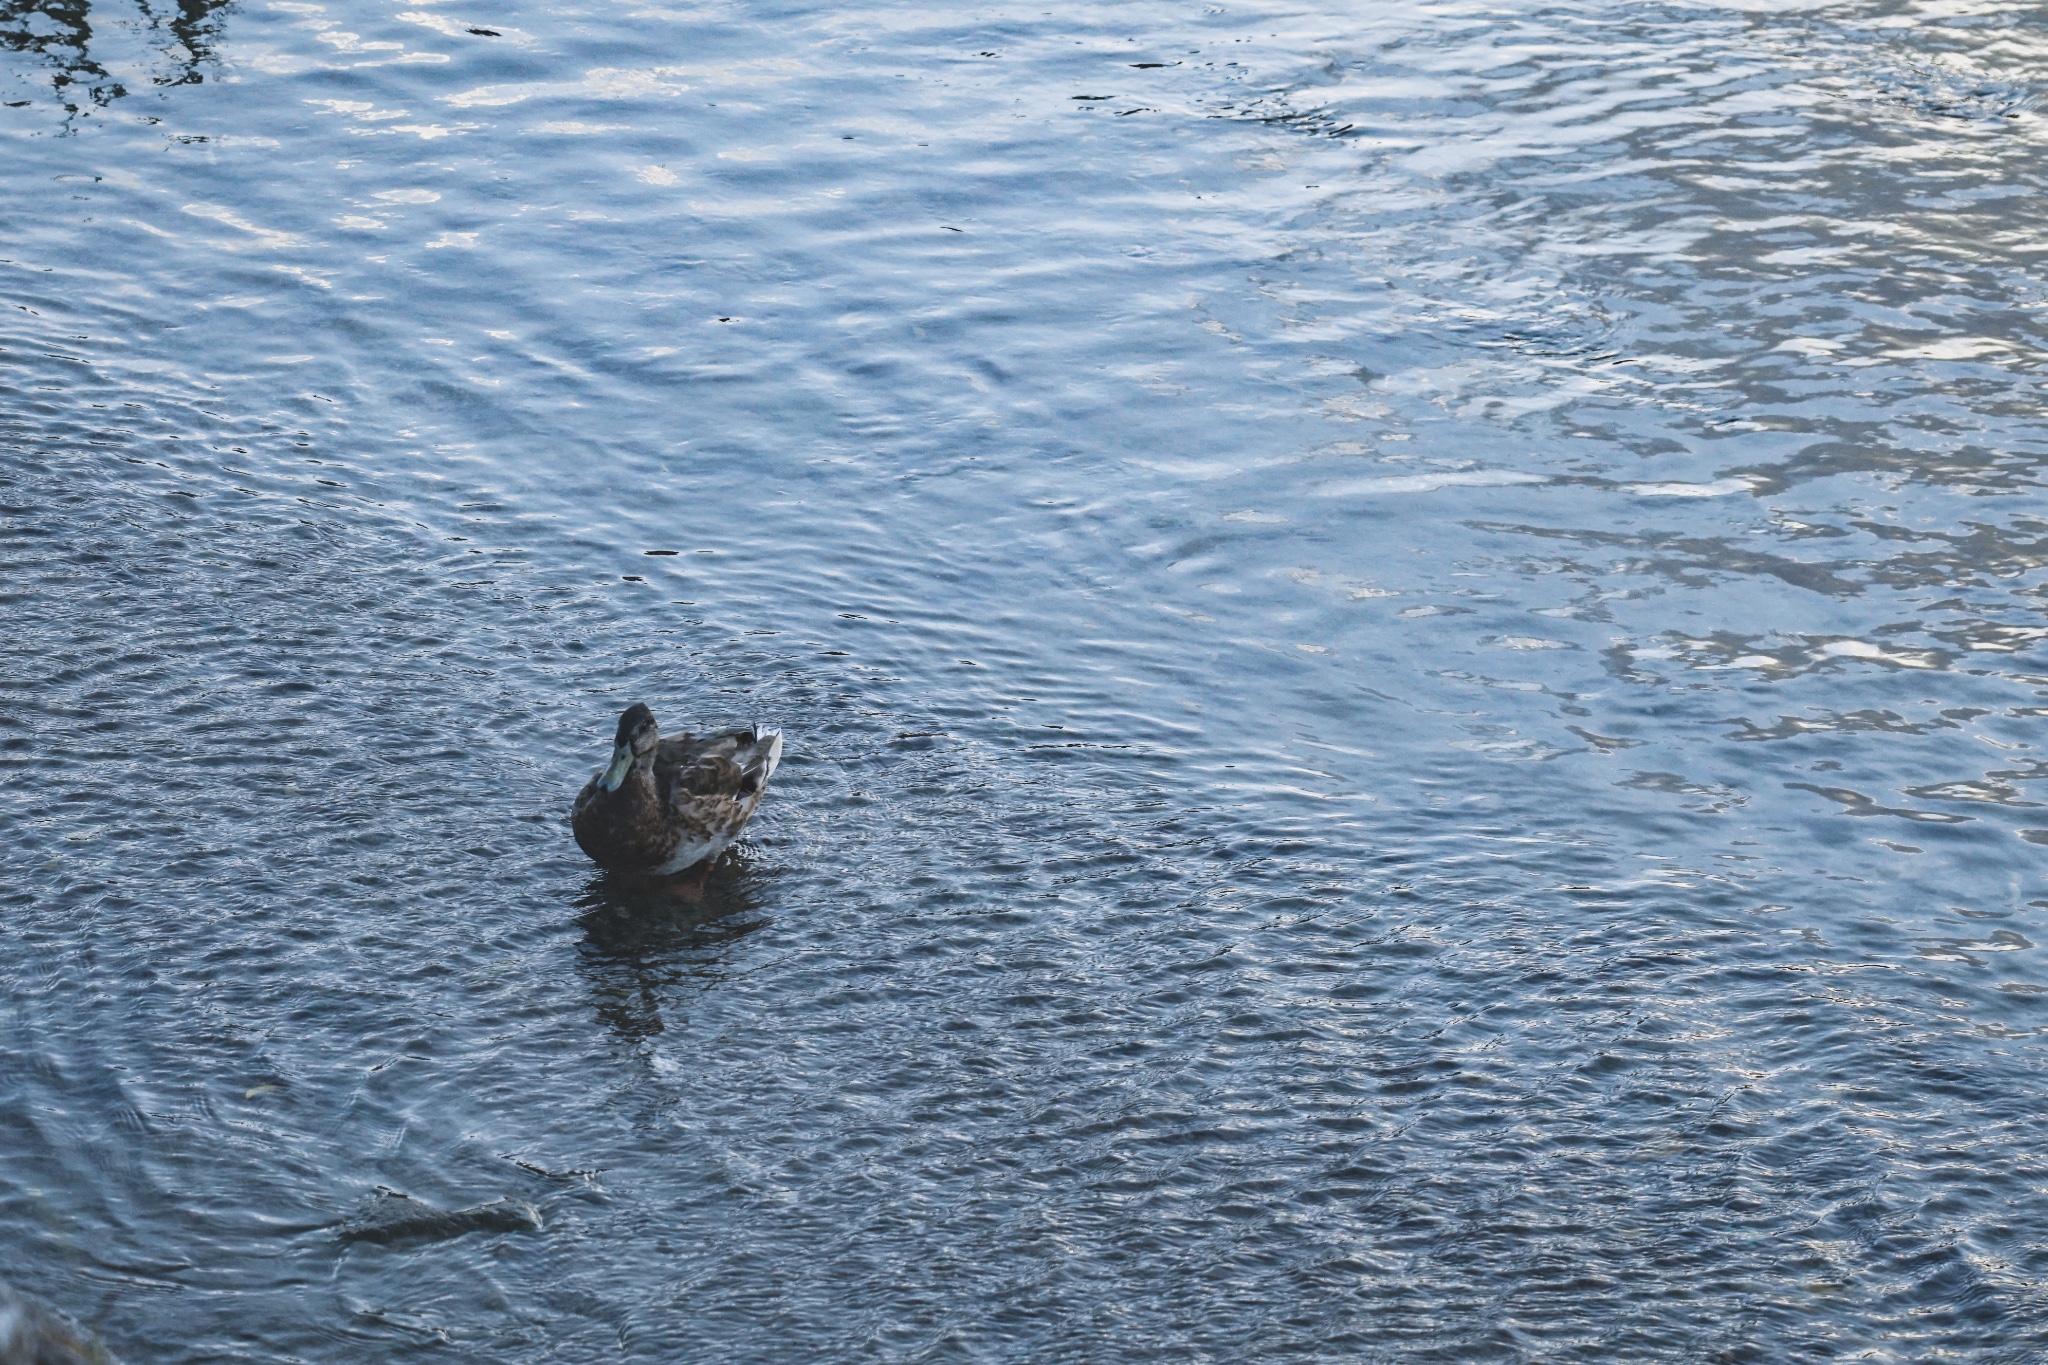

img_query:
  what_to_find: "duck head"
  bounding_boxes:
[599,702,659,791]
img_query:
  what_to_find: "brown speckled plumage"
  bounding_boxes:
[571,703,782,875]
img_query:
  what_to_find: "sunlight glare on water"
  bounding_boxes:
[5,0,2048,1358]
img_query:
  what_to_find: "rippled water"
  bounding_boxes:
[6,0,2048,1357]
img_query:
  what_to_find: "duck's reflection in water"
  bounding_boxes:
[572,857,768,1043]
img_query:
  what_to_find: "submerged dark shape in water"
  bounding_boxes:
[571,702,782,878]
[337,1191,542,1246]
[0,1279,114,1365]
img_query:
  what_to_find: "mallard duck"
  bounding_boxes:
[571,702,783,876]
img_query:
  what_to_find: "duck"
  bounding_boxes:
[571,702,783,879]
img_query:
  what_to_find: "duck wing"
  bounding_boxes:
[652,726,783,842]
[654,726,781,791]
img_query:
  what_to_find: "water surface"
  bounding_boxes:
[6,0,2048,1358]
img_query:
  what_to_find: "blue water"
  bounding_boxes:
[5,0,2048,1357]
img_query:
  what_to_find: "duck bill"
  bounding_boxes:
[599,743,635,792]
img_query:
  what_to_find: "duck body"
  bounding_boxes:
[572,703,783,875]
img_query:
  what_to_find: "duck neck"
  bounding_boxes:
[599,740,658,797]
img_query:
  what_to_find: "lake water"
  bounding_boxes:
[5,0,2048,1357]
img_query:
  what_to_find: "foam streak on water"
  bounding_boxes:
[4,0,2048,1358]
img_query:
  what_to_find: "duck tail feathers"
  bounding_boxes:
[746,725,783,780]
